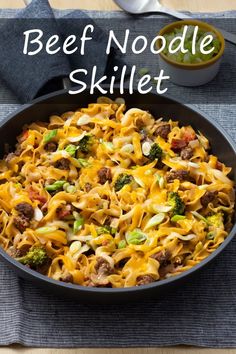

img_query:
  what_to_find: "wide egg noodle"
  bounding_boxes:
[0,98,234,287]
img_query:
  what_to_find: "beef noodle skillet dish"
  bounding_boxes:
[0,97,234,287]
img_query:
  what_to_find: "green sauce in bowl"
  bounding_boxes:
[163,25,221,64]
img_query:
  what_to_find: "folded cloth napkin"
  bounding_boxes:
[0,0,126,103]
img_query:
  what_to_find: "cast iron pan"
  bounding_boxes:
[0,88,235,304]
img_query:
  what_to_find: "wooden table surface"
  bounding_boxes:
[1,0,236,353]
[1,0,236,11]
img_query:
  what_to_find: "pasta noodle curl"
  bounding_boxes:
[0,97,234,287]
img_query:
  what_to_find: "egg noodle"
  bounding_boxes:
[0,97,234,287]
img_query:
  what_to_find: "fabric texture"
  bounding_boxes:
[0,0,127,102]
[0,6,235,348]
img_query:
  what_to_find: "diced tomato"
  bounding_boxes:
[20,130,29,142]
[57,209,71,219]
[28,187,47,205]
[57,205,72,219]
[171,139,187,151]
[216,161,223,171]
[182,127,196,143]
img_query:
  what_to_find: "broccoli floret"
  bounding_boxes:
[78,135,93,154]
[97,225,116,236]
[148,143,163,162]
[206,213,224,228]
[114,174,133,192]
[16,246,48,267]
[168,192,185,216]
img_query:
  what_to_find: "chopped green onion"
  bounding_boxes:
[67,185,77,193]
[138,68,149,76]
[159,177,165,189]
[65,144,78,156]
[198,184,209,190]
[162,26,221,64]
[36,226,57,234]
[77,158,90,168]
[144,213,165,230]
[77,115,91,126]
[118,240,126,249]
[69,241,82,253]
[115,97,125,105]
[63,182,70,190]
[97,226,116,236]
[100,140,114,153]
[44,129,57,143]
[191,211,208,224]
[72,211,80,219]
[155,174,165,188]
[121,144,134,154]
[156,174,161,182]
[111,228,117,236]
[63,183,76,194]
[73,217,84,233]
[45,180,66,191]
[151,205,173,213]
[126,229,147,245]
[206,231,215,240]
[144,169,153,176]
[133,176,145,188]
[171,215,186,222]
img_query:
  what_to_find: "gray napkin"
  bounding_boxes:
[0,0,70,102]
[0,0,127,102]
[0,9,236,348]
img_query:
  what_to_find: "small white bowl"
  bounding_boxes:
[157,20,225,87]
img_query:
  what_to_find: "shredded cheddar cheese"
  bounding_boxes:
[0,97,234,288]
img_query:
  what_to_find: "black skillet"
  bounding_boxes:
[0,88,235,304]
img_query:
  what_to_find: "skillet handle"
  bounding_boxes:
[62,77,71,90]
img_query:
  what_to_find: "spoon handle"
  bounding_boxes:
[160,7,192,19]
[217,29,236,45]
[160,7,236,45]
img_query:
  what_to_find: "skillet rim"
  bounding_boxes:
[0,88,235,295]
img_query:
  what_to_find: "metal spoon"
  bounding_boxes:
[114,0,236,45]
[114,0,191,19]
